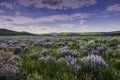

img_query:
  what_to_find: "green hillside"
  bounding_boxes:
[0,29,33,36]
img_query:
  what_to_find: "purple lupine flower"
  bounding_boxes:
[41,50,48,55]
[0,43,7,48]
[8,39,18,44]
[72,50,78,55]
[0,40,5,43]
[80,45,89,50]
[57,57,65,62]
[71,65,81,70]
[70,58,77,65]
[65,55,77,65]
[0,62,19,80]
[14,46,22,55]
[82,49,88,53]
[81,54,108,69]
[65,55,73,61]
[14,46,22,50]
[20,43,27,49]
[57,47,78,56]
[96,46,106,51]
[43,42,53,48]
[7,43,14,49]
[61,49,72,55]
[81,45,89,53]
[96,47,103,51]
[91,49,99,54]
[45,56,56,62]
[65,55,81,71]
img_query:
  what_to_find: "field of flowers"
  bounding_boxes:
[0,36,120,80]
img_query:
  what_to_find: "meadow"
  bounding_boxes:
[0,36,120,80]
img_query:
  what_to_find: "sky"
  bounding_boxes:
[0,0,120,33]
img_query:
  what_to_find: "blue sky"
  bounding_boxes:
[0,0,120,33]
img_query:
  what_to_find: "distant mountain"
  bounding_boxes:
[100,31,120,36]
[0,29,119,36]
[41,31,120,36]
[0,29,33,35]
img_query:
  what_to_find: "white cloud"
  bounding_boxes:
[0,13,91,24]
[15,11,22,16]
[0,22,57,33]
[0,22,120,33]
[80,19,86,24]
[37,13,91,22]
[18,0,97,9]
[61,24,74,28]
[98,15,110,18]
[0,15,34,24]
[0,9,4,14]
[106,4,120,12]
[0,2,13,9]
[74,25,120,32]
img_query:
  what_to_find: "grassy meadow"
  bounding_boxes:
[0,36,120,80]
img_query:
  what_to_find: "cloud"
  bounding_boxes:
[98,15,110,18]
[61,24,74,28]
[42,0,62,6]
[37,13,91,22]
[1,23,120,33]
[73,25,120,32]
[0,13,92,24]
[15,11,22,16]
[0,15,34,24]
[0,22,56,33]
[106,4,120,12]
[18,0,97,9]
[80,19,86,24]
[0,9,4,14]
[0,2,13,9]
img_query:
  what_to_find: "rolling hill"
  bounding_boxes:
[0,29,120,36]
[0,29,33,35]
[42,31,120,36]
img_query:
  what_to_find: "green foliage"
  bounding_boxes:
[0,36,120,80]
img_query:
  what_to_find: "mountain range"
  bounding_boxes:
[0,29,33,36]
[0,29,120,36]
